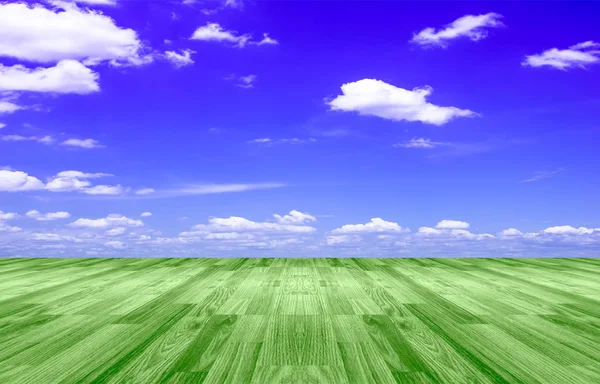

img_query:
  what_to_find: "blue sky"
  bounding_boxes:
[1,0,599,257]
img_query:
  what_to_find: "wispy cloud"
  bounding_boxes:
[164,49,195,68]
[61,138,104,149]
[248,138,316,145]
[1,135,54,144]
[523,41,600,70]
[522,168,564,183]
[393,138,450,149]
[411,13,504,47]
[190,23,277,48]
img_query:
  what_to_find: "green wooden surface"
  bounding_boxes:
[0,258,599,383]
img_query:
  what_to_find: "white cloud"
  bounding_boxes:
[500,228,523,236]
[69,214,144,228]
[30,233,81,242]
[135,188,155,195]
[449,229,495,240]
[523,168,563,183]
[0,61,99,94]
[164,49,195,68]
[0,169,45,192]
[326,234,362,245]
[54,171,111,179]
[411,13,503,47]
[140,212,152,217]
[543,225,596,235]
[191,23,251,47]
[104,240,125,249]
[205,232,255,240]
[327,79,476,126]
[523,41,600,70]
[418,227,443,235]
[332,218,408,234]
[82,184,127,195]
[248,137,316,145]
[0,123,5,129]
[105,227,126,236]
[0,220,21,232]
[417,225,493,240]
[249,138,271,143]
[26,210,71,221]
[73,0,117,6]
[162,183,285,197]
[0,2,150,65]
[273,210,316,225]
[394,138,449,149]
[61,138,104,148]
[0,101,23,114]
[0,210,17,220]
[1,135,54,144]
[192,215,316,233]
[237,74,257,88]
[190,23,277,48]
[436,220,470,229]
[251,33,278,46]
[44,171,126,195]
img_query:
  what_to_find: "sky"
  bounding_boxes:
[1,0,599,257]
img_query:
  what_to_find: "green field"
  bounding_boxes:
[0,258,599,383]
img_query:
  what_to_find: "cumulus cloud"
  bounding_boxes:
[326,234,362,245]
[1,135,54,144]
[543,225,597,235]
[140,212,152,217]
[61,138,104,148]
[190,23,277,48]
[273,210,316,225]
[417,222,493,241]
[394,138,450,149]
[0,221,22,232]
[164,49,195,68]
[45,171,111,193]
[0,2,150,65]
[30,233,81,242]
[500,228,523,236]
[411,13,503,47]
[0,61,99,94]
[191,23,251,47]
[105,227,126,236]
[26,210,71,221]
[523,41,600,70]
[104,240,125,249]
[192,216,316,233]
[0,210,18,221]
[418,227,443,235]
[436,220,470,229]
[0,169,45,192]
[327,79,476,125]
[332,218,408,234]
[69,214,144,228]
[0,123,5,129]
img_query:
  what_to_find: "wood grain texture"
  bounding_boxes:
[0,258,598,383]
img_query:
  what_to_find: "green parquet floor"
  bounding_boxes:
[0,258,599,383]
